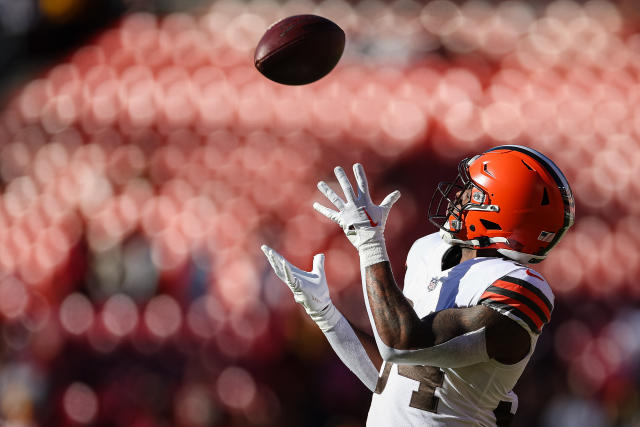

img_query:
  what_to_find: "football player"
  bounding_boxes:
[262,145,574,426]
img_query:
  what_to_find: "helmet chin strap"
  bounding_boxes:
[439,229,509,247]
[439,229,470,246]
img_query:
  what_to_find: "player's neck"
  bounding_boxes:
[443,247,506,271]
[461,247,505,263]
[460,248,477,264]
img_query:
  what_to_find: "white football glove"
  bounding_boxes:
[261,244,340,332]
[313,164,400,267]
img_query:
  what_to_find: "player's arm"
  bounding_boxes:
[261,245,380,390]
[313,164,530,368]
[365,262,530,365]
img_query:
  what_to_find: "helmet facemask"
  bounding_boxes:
[428,156,499,244]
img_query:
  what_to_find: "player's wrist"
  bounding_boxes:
[309,302,342,332]
[357,233,389,267]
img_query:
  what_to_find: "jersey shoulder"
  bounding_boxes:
[406,232,445,266]
[478,267,554,335]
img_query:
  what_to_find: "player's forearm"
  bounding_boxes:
[364,262,432,350]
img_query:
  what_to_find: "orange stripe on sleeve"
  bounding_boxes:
[479,291,545,331]
[491,280,551,320]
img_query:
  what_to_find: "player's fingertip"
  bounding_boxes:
[313,202,329,214]
[389,191,401,205]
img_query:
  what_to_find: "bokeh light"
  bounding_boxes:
[216,366,256,410]
[144,294,182,339]
[59,293,94,335]
[63,382,98,424]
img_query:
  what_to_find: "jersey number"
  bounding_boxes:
[374,362,445,413]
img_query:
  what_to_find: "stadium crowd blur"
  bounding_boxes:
[1,0,640,426]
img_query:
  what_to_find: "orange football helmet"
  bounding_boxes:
[428,145,575,264]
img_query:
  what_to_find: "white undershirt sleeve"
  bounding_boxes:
[376,327,490,367]
[317,305,380,392]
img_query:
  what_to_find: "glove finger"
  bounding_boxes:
[380,190,401,208]
[317,181,346,210]
[282,258,300,291]
[313,203,341,224]
[261,245,287,282]
[353,163,370,201]
[312,253,325,274]
[334,166,356,204]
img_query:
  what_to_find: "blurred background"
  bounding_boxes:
[0,0,639,426]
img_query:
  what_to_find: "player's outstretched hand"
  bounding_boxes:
[261,244,332,317]
[313,164,400,265]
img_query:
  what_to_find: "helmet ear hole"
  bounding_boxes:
[480,219,502,230]
[541,188,550,206]
[521,159,534,171]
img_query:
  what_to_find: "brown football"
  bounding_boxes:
[254,15,345,86]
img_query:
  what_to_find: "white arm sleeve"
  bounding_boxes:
[316,304,379,391]
[377,327,489,367]
[359,263,490,368]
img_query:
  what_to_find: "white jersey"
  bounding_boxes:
[367,233,554,426]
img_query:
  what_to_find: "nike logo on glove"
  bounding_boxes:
[364,209,379,227]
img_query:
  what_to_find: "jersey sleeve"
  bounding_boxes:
[403,233,441,298]
[478,268,554,335]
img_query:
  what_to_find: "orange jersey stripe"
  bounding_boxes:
[491,280,551,320]
[479,291,545,330]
